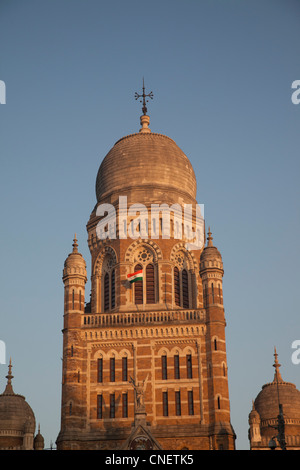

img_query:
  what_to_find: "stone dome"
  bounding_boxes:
[0,394,36,434]
[200,229,224,273]
[255,382,300,421]
[0,362,36,436]
[63,235,87,280]
[200,229,222,260]
[254,350,300,422]
[95,116,197,205]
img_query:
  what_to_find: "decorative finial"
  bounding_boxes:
[207,227,214,247]
[72,234,78,253]
[135,78,153,116]
[4,357,14,394]
[273,347,283,383]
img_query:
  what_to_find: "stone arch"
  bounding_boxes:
[170,346,182,356]
[170,243,198,273]
[157,347,169,357]
[124,239,162,264]
[183,345,196,356]
[93,246,117,276]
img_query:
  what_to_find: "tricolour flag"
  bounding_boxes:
[127,269,143,284]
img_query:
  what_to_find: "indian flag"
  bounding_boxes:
[127,269,143,284]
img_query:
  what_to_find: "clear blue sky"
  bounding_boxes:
[0,0,299,450]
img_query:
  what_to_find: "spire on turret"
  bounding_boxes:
[207,227,214,247]
[3,358,14,395]
[273,347,284,384]
[72,233,78,253]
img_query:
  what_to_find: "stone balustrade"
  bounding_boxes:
[82,309,206,328]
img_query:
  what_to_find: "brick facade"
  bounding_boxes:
[56,115,236,450]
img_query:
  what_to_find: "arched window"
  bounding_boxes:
[146,263,155,304]
[174,267,180,306]
[72,289,75,309]
[104,273,109,311]
[111,269,115,309]
[211,283,215,303]
[134,263,143,305]
[182,269,189,308]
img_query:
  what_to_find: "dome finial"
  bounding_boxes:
[135,79,153,133]
[3,357,14,394]
[135,78,153,116]
[72,234,78,253]
[207,227,214,247]
[273,347,283,383]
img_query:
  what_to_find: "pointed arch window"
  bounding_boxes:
[174,267,180,306]
[111,269,115,309]
[133,260,157,305]
[103,266,116,312]
[104,273,109,311]
[134,263,143,305]
[146,263,155,304]
[182,269,189,308]
[173,266,190,308]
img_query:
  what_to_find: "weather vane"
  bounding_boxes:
[135,78,153,115]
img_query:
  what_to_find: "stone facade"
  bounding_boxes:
[56,114,236,450]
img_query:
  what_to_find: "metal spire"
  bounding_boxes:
[135,78,153,115]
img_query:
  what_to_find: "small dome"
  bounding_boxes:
[63,235,87,279]
[0,361,36,436]
[95,116,197,206]
[34,425,44,450]
[200,228,223,266]
[201,228,222,258]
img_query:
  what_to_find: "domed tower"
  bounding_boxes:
[199,228,233,448]
[249,348,300,450]
[57,89,235,450]
[59,235,87,436]
[0,360,44,450]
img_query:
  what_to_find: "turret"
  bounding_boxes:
[248,401,261,445]
[200,228,233,447]
[200,228,224,312]
[62,235,87,328]
[60,235,87,435]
